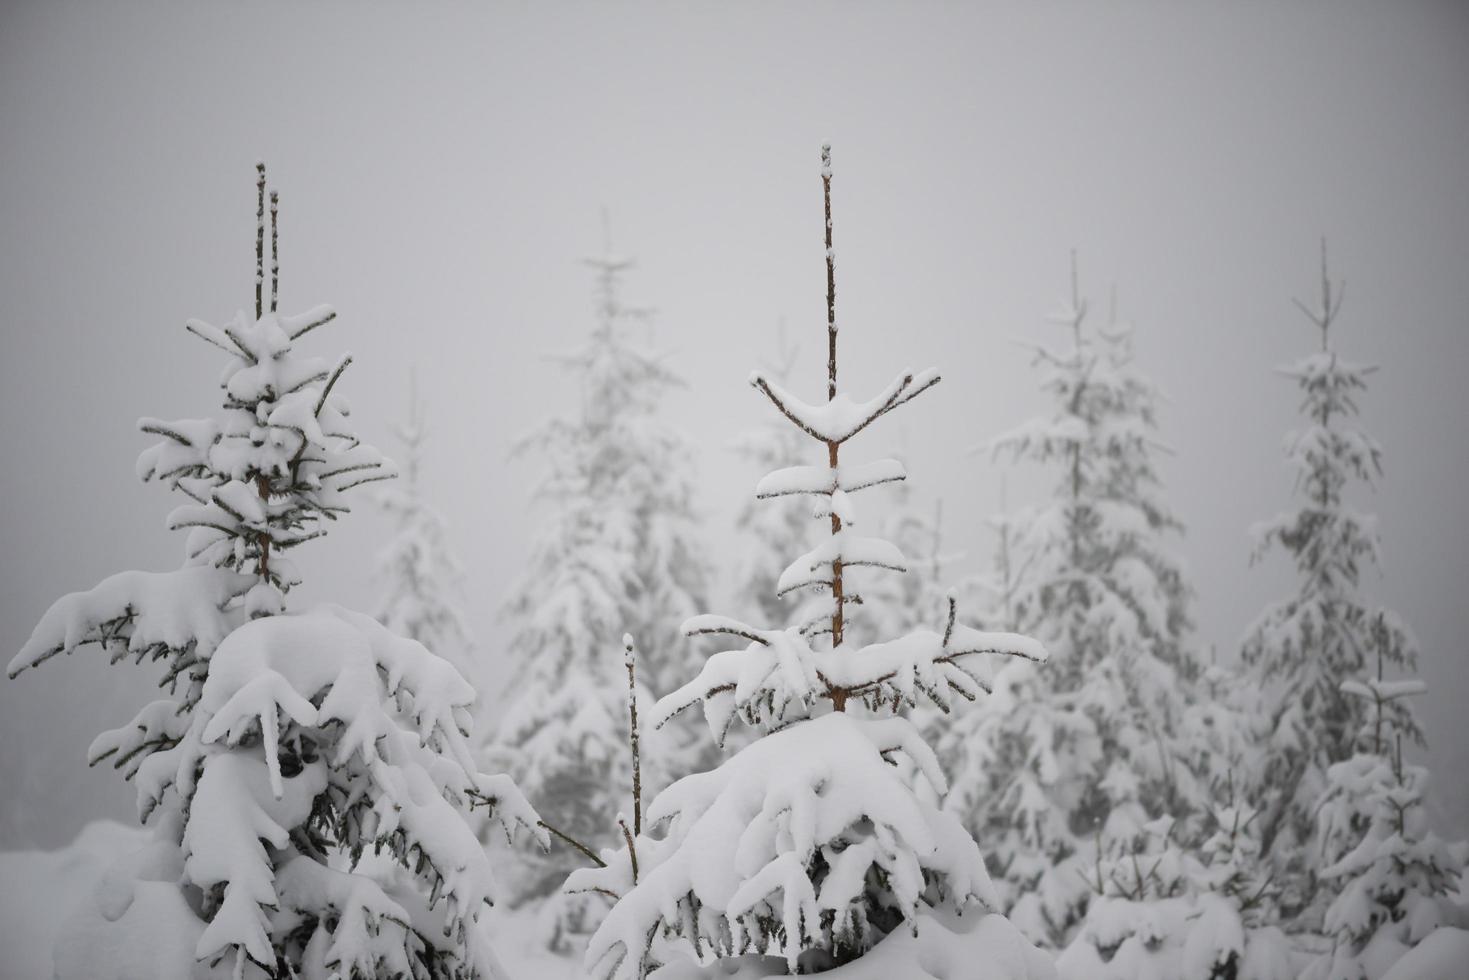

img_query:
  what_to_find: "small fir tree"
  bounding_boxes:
[567,146,1055,980]
[1302,630,1466,980]
[1054,805,1293,980]
[483,229,713,950]
[9,167,544,980]
[935,263,1198,948]
[1240,242,1422,914]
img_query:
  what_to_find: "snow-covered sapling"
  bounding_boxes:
[481,228,712,951]
[1241,241,1423,915]
[568,146,1054,980]
[9,165,544,980]
[1304,630,1466,980]
[936,262,1199,948]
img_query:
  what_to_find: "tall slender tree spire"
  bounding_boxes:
[1242,241,1417,921]
[254,161,265,320]
[269,189,279,313]
[822,144,847,701]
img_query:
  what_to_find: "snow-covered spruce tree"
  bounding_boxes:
[934,263,1199,948]
[483,231,713,950]
[1302,633,1467,980]
[1054,804,1293,980]
[1240,242,1422,915]
[7,166,544,980]
[375,374,477,687]
[567,146,1056,980]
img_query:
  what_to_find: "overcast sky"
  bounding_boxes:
[2,0,1466,848]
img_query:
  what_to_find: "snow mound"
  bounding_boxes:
[0,821,151,980]
[1379,927,1469,980]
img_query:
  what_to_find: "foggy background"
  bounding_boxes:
[2,0,1465,849]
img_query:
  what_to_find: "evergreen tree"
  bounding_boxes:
[8,166,543,980]
[1240,242,1421,913]
[1055,805,1294,980]
[568,146,1055,980]
[483,229,713,950]
[936,261,1197,948]
[1302,628,1466,980]
[375,374,476,686]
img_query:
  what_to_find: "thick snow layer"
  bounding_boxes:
[646,908,1056,980]
[572,712,1000,979]
[480,903,586,980]
[659,613,1045,742]
[0,821,150,980]
[749,368,940,444]
[1379,927,1469,980]
[8,566,252,678]
[184,606,543,969]
[1341,677,1427,702]
[754,458,906,498]
[1056,895,1294,980]
[775,531,906,596]
[52,830,231,980]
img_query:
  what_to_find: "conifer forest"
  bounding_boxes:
[1,3,1466,979]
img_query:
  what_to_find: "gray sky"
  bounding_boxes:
[2,0,1466,848]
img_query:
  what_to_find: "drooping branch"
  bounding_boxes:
[681,615,771,647]
[537,819,606,868]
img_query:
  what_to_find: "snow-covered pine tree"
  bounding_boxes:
[1240,241,1422,914]
[483,226,713,951]
[1054,803,1293,980]
[567,146,1056,980]
[7,166,544,980]
[935,262,1198,948]
[1302,627,1466,980]
[375,373,477,686]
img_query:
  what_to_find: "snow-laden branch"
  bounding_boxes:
[658,603,1048,745]
[755,457,906,499]
[571,713,995,980]
[749,368,940,445]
